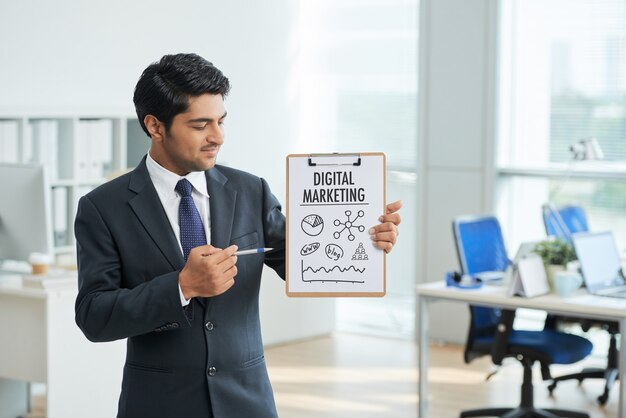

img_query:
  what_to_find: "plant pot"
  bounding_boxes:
[545,264,566,291]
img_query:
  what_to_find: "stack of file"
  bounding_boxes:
[0,120,20,163]
[76,119,113,179]
[27,120,59,179]
[52,187,69,247]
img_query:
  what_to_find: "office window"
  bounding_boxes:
[497,0,626,253]
[297,0,419,338]
[297,0,418,171]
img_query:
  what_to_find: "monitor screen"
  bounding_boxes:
[0,163,53,262]
[572,231,623,293]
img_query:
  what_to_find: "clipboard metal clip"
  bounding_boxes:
[308,153,361,167]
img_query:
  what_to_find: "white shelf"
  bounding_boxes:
[0,113,150,256]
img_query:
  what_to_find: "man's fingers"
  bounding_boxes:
[373,240,394,254]
[377,201,401,227]
[220,257,238,275]
[201,244,238,263]
[370,231,398,245]
[385,200,403,215]
[195,244,220,256]
[207,264,237,295]
[370,217,399,254]
[369,222,398,235]
[379,212,401,226]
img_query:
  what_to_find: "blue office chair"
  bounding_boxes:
[542,204,619,405]
[542,204,589,243]
[453,215,593,418]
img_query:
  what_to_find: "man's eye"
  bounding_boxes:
[192,125,206,130]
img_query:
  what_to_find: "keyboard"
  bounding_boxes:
[598,289,626,299]
[0,260,31,274]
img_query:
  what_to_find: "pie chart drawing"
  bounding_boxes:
[301,214,324,236]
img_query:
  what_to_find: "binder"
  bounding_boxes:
[286,153,386,297]
[0,120,19,163]
[52,187,69,246]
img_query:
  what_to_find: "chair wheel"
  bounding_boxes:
[598,393,608,405]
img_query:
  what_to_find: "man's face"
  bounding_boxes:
[157,93,227,175]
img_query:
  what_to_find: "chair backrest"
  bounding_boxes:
[452,215,510,361]
[453,215,510,275]
[542,204,589,242]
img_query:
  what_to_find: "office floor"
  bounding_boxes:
[265,333,617,418]
[28,333,618,417]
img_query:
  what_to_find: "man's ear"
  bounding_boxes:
[144,115,165,141]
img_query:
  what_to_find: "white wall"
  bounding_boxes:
[417,0,498,343]
[0,0,502,346]
[0,0,334,345]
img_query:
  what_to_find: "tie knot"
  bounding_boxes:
[175,178,193,197]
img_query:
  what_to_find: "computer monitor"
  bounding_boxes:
[572,231,624,294]
[0,163,53,262]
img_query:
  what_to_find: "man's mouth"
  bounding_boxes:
[201,145,219,156]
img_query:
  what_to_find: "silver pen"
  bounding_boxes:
[234,247,274,256]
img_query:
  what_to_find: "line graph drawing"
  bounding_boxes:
[301,260,365,283]
[333,210,365,241]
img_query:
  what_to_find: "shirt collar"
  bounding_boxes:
[146,152,210,199]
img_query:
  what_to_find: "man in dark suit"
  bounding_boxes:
[74,53,400,418]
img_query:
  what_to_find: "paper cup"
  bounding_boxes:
[29,252,52,276]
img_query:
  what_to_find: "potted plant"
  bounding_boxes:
[532,238,577,289]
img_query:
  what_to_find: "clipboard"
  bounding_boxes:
[286,152,386,297]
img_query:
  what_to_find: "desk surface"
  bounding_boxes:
[0,273,77,298]
[416,281,626,418]
[417,281,626,322]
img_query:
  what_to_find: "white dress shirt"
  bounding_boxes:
[145,152,211,306]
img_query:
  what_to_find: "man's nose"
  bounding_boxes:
[207,124,224,143]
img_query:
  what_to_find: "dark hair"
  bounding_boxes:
[133,53,231,137]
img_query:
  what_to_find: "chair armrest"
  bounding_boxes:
[491,309,516,365]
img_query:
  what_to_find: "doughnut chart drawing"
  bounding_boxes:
[301,214,324,236]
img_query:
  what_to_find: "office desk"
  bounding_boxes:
[0,275,125,418]
[416,282,626,418]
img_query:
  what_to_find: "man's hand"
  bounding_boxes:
[178,244,238,299]
[369,200,402,254]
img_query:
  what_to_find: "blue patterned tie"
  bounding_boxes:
[175,179,207,260]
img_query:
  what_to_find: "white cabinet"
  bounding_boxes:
[0,276,126,418]
[0,114,149,256]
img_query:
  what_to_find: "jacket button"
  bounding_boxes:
[208,367,217,376]
[205,321,214,331]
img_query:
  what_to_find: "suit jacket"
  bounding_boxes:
[74,157,285,418]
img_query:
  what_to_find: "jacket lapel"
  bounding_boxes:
[206,167,237,249]
[128,158,186,271]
